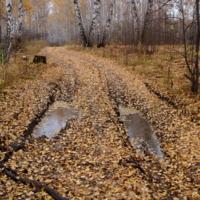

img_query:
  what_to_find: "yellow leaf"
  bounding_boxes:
[50,153,55,156]
[128,170,136,176]
[129,177,135,182]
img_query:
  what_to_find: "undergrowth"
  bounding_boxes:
[23,40,48,55]
[0,40,48,101]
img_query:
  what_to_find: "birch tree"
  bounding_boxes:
[0,0,5,44]
[131,0,140,44]
[5,0,14,61]
[73,0,87,47]
[140,0,154,44]
[96,0,101,47]
[17,0,23,48]
[73,0,101,47]
[98,0,115,47]
[88,0,101,47]
[73,0,115,47]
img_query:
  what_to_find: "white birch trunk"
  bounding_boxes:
[5,0,14,61]
[141,0,154,44]
[17,0,23,47]
[131,0,140,44]
[101,0,115,47]
[73,0,87,47]
[88,0,101,47]
[96,0,101,47]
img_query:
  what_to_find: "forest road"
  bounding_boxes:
[38,46,161,198]
[1,46,199,199]
[39,46,199,199]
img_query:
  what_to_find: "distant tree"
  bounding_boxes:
[88,0,101,47]
[17,0,23,49]
[73,0,87,46]
[140,0,154,45]
[98,0,115,47]
[193,0,199,93]
[73,0,101,47]
[73,0,115,47]
[131,0,140,44]
[5,0,14,61]
[0,0,6,44]
[47,0,76,45]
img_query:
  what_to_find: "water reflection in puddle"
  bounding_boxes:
[119,106,164,160]
[33,101,80,138]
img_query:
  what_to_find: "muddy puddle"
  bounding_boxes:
[119,106,164,160]
[33,101,81,138]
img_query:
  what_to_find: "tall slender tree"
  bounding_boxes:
[88,0,101,47]
[73,0,115,47]
[0,0,5,44]
[131,0,140,44]
[99,0,115,47]
[17,0,23,49]
[73,0,87,47]
[5,0,14,61]
[193,0,200,93]
[140,0,154,44]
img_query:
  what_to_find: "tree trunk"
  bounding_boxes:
[131,0,140,44]
[88,0,101,47]
[96,1,101,47]
[140,0,154,44]
[193,0,200,94]
[17,0,23,49]
[73,0,87,47]
[100,0,115,47]
[0,24,1,44]
[5,0,14,61]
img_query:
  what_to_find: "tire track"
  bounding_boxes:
[41,48,77,102]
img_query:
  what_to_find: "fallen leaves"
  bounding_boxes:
[0,46,200,199]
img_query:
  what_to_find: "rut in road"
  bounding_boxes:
[42,48,77,102]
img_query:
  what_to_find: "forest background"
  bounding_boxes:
[0,0,200,120]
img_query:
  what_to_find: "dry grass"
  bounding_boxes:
[22,40,48,55]
[0,40,48,101]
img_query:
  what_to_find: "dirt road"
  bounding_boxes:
[0,47,199,199]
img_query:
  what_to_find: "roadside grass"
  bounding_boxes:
[0,40,48,101]
[23,40,48,55]
[66,44,200,122]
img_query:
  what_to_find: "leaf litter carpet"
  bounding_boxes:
[0,47,200,199]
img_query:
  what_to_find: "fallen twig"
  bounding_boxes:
[119,159,146,174]
[0,161,69,200]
